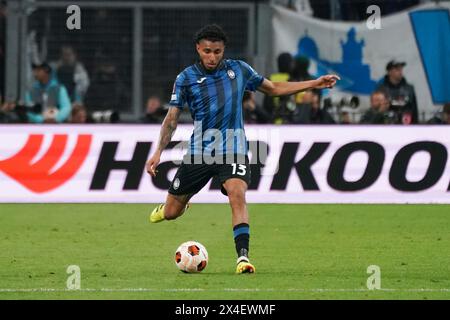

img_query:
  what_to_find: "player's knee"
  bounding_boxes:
[227,186,246,204]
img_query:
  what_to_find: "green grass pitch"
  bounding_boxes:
[0,203,449,300]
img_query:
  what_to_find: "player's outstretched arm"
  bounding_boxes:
[258,74,340,96]
[146,107,181,177]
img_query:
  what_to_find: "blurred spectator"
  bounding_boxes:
[0,100,27,123]
[0,100,12,123]
[140,95,165,124]
[427,103,450,125]
[292,89,335,124]
[360,90,393,124]
[243,91,271,124]
[290,55,313,82]
[84,58,129,112]
[51,45,90,103]
[290,55,313,107]
[263,52,295,124]
[70,103,93,124]
[377,60,418,124]
[25,62,71,123]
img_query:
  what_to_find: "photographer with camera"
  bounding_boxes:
[25,62,72,123]
[377,60,418,124]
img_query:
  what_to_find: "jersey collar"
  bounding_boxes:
[195,59,226,75]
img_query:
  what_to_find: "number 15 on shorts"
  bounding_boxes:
[231,163,246,176]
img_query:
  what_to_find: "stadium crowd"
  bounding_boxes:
[0,48,448,125]
[0,1,447,125]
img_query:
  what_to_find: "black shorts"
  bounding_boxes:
[168,155,251,196]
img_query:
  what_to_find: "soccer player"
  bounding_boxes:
[146,24,339,274]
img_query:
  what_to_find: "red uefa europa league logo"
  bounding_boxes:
[0,134,92,193]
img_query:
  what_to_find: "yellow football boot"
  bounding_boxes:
[149,203,190,223]
[149,204,165,223]
[236,257,255,274]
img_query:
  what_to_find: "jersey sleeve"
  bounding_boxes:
[238,60,264,92]
[168,72,187,108]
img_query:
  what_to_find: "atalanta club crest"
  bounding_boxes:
[173,178,180,190]
[227,69,235,79]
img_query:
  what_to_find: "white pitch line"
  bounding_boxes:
[0,288,449,293]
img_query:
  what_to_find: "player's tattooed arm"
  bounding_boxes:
[146,107,181,177]
[258,74,340,96]
[156,107,181,153]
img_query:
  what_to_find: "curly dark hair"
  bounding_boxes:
[193,24,228,45]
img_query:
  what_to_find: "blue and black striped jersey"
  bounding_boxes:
[169,59,264,156]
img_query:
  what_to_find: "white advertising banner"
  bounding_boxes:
[0,125,449,203]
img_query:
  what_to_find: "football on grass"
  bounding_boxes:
[175,241,208,273]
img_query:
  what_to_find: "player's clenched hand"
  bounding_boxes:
[314,74,340,89]
[146,153,160,177]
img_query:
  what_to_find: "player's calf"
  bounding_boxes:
[149,202,190,223]
[164,202,190,220]
[164,193,191,220]
[150,194,191,223]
